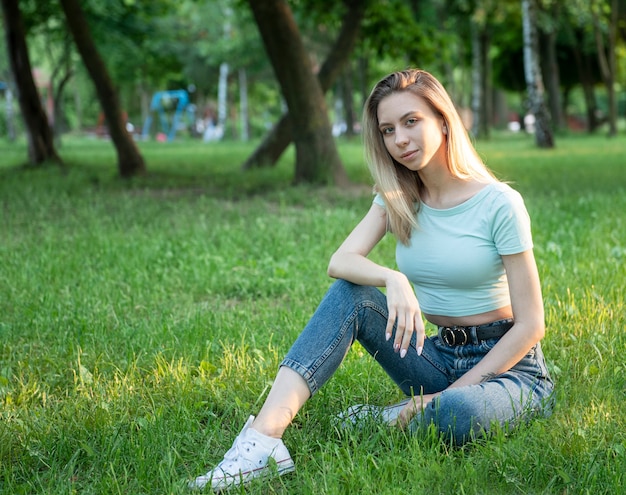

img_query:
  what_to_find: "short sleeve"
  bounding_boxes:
[491,187,533,255]
[373,193,386,209]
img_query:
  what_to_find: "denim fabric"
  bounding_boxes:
[281,280,554,445]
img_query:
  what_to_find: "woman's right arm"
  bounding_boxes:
[327,203,391,284]
[327,203,425,357]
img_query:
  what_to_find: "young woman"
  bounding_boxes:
[190,69,554,491]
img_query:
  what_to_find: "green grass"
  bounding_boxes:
[1,133,625,494]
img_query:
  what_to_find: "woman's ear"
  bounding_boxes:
[442,124,448,135]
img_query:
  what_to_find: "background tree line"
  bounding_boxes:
[0,0,624,183]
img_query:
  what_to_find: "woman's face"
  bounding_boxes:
[376,91,446,173]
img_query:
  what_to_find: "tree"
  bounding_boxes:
[591,0,619,137]
[242,0,367,171]
[470,9,491,139]
[59,0,146,178]
[1,0,62,166]
[492,2,605,134]
[538,0,563,132]
[246,0,350,185]
[561,7,604,133]
[522,0,554,148]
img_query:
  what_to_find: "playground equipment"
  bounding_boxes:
[141,90,196,141]
[1,81,17,141]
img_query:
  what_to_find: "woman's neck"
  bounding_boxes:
[420,171,487,209]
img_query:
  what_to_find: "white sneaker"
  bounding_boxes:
[189,415,295,491]
[334,398,411,429]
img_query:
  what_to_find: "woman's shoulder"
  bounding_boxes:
[481,182,531,229]
[483,181,525,204]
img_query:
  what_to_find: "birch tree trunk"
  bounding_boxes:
[217,62,229,133]
[522,0,554,148]
[239,69,249,141]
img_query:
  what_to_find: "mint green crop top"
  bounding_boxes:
[373,182,533,317]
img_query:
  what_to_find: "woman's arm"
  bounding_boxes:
[450,249,545,387]
[328,204,425,358]
[395,249,545,426]
[327,203,391,284]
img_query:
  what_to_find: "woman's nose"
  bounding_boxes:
[395,129,409,146]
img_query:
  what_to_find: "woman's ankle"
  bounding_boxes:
[251,408,293,439]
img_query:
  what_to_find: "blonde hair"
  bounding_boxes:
[363,69,496,244]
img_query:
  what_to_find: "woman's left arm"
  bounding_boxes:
[450,249,545,388]
[394,249,545,426]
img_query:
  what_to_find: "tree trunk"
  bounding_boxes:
[482,29,492,138]
[540,28,563,132]
[239,68,249,141]
[216,3,233,137]
[566,24,601,132]
[242,0,366,174]
[538,0,562,132]
[471,19,491,139]
[592,0,618,137]
[58,0,146,177]
[470,21,483,138]
[217,62,229,133]
[52,70,73,148]
[5,86,16,141]
[522,0,554,148]
[358,56,369,110]
[341,62,356,139]
[1,0,62,166]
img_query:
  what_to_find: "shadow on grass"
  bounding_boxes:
[0,141,374,209]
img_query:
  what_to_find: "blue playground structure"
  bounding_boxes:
[141,90,196,141]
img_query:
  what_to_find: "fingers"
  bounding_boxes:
[395,397,419,429]
[385,308,396,342]
[385,274,423,358]
[414,313,425,356]
[395,395,434,429]
[392,312,409,357]
[389,312,425,358]
[396,319,413,358]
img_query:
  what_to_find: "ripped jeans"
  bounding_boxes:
[280,280,554,445]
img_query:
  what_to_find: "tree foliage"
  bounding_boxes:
[2,0,624,177]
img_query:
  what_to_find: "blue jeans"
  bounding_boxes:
[281,280,554,445]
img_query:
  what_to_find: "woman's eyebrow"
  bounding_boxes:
[378,111,418,128]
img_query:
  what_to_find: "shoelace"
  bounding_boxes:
[219,438,260,471]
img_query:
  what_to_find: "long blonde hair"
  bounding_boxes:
[363,69,496,244]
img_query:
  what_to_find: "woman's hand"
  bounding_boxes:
[385,271,425,358]
[392,393,439,428]
[326,204,425,358]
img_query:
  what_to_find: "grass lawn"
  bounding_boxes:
[1,133,625,494]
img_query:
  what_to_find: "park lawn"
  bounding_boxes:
[0,133,624,494]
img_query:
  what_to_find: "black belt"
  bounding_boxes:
[438,319,514,347]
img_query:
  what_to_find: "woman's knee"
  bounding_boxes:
[326,280,386,314]
[329,279,380,301]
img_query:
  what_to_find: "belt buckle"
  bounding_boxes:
[441,326,469,346]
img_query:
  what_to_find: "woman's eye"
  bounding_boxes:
[406,118,418,125]
[382,127,394,135]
